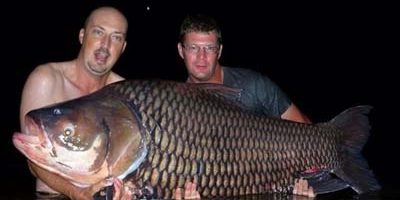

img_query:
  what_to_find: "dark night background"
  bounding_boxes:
[2,1,398,199]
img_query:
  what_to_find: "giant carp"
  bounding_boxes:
[13,79,380,199]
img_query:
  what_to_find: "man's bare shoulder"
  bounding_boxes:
[21,61,73,106]
[26,61,72,86]
[34,61,71,76]
[20,62,72,126]
[108,71,125,84]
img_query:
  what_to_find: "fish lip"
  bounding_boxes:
[24,115,38,136]
[23,115,54,151]
[13,116,42,151]
[13,115,53,166]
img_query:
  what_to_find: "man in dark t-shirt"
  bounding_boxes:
[177,14,310,123]
[176,14,314,198]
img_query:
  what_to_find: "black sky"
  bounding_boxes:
[2,1,397,197]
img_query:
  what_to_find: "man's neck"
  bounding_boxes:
[66,60,110,94]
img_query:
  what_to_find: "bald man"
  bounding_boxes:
[20,6,128,199]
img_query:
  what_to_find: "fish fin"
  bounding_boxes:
[303,171,350,194]
[333,162,381,194]
[329,105,381,194]
[194,83,242,103]
[194,83,258,112]
[107,100,148,180]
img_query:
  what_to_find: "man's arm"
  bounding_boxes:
[28,161,95,199]
[20,65,97,199]
[281,103,311,123]
[20,65,58,128]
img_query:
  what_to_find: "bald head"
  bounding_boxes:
[84,6,128,35]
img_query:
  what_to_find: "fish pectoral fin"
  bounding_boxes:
[304,171,350,195]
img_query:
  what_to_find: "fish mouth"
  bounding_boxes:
[14,116,42,145]
[12,115,54,165]
[24,115,41,135]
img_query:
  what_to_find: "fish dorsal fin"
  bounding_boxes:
[194,83,242,103]
[193,83,259,113]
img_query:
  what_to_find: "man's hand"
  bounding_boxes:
[111,178,132,200]
[173,182,200,199]
[172,179,316,199]
[293,178,315,198]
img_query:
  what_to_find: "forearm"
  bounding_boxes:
[281,104,312,124]
[28,161,92,200]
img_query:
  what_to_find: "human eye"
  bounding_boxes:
[111,34,124,42]
[186,44,199,53]
[92,28,104,37]
[205,46,219,53]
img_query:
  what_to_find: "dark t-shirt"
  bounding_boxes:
[222,66,291,118]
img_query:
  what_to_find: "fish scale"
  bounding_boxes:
[111,80,341,197]
[13,79,380,199]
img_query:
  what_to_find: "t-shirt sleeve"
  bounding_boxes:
[254,73,292,117]
[223,66,292,117]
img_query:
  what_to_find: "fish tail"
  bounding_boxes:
[330,105,381,193]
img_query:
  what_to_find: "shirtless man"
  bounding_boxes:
[20,6,129,199]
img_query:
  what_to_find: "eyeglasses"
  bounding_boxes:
[182,44,219,54]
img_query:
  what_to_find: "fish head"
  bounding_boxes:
[13,90,145,186]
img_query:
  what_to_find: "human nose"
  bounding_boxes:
[197,47,207,58]
[100,35,111,48]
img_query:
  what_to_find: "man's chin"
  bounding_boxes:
[194,72,211,80]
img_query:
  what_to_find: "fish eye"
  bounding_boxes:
[53,108,62,115]
[63,125,75,136]
[64,128,73,136]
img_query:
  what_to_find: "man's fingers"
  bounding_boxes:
[112,178,121,200]
[184,182,200,199]
[293,178,316,198]
[112,178,132,200]
[300,178,308,196]
[173,182,200,200]
[307,186,316,198]
[173,188,183,200]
